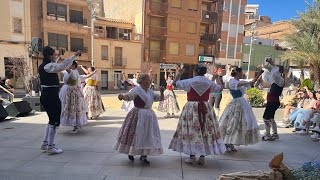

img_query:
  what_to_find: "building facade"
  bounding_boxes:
[216,0,247,66]
[0,0,31,88]
[30,0,100,75]
[94,17,142,90]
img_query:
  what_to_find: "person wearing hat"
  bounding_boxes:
[39,46,82,154]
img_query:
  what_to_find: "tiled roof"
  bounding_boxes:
[96,16,134,25]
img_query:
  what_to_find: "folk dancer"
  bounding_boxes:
[114,74,165,165]
[158,69,180,118]
[39,46,81,154]
[169,64,226,165]
[219,67,263,151]
[80,66,105,119]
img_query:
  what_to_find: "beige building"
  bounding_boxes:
[94,17,142,90]
[0,0,31,88]
[253,21,296,41]
[244,4,271,33]
[30,0,102,75]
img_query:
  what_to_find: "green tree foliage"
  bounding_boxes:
[246,88,265,107]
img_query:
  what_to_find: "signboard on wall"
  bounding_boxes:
[160,63,177,69]
[198,55,214,63]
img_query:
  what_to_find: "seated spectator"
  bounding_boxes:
[288,87,318,133]
[286,83,295,95]
[282,90,308,123]
[310,98,320,139]
[3,79,14,102]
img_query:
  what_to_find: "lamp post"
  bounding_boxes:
[247,22,257,79]
[87,0,99,66]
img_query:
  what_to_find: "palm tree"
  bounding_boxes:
[281,0,320,88]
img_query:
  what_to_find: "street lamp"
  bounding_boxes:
[247,22,257,79]
[86,0,99,66]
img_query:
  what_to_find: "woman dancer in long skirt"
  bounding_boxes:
[158,69,180,118]
[114,74,164,165]
[60,61,91,133]
[80,66,105,119]
[169,64,226,165]
[219,67,262,151]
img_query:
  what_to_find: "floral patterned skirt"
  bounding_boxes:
[83,85,104,118]
[60,85,88,127]
[169,101,226,156]
[219,98,261,145]
[157,89,180,114]
[113,108,163,156]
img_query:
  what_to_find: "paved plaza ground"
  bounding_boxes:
[0,92,319,180]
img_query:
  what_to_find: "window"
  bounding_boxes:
[169,19,180,32]
[231,3,240,16]
[220,43,226,51]
[187,22,197,34]
[223,1,230,11]
[169,42,179,55]
[221,23,228,32]
[70,37,83,52]
[188,0,197,10]
[240,6,246,14]
[119,28,132,40]
[171,0,181,8]
[236,45,242,52]
[186,44,195,56]
[106,27,118,39]
[47,2,67,21]
[48,33,68,50]
[70,10,83,24]
[13,18,22,33]
[101,45,108,60]
[229,24,238,37]
[227,45,235,58]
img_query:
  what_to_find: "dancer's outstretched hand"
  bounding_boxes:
[118,94,124,101]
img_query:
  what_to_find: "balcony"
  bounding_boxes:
[145,26,167,40]
[146,50,166,63]
[201,10,218,24]
[146,0,168,17]
[202,0,219,3]
[130,33,143,42]
[112,57,127,67]
[200,33,216,44]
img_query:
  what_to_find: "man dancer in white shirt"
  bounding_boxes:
[39,46,82,154]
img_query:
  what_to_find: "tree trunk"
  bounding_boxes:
[300,69,305,83]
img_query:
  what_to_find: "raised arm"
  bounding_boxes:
[172,67,184,87]
[164,69,167,80]
[85,70,97,78]
[80,65,89,75]
[44,50,81,73]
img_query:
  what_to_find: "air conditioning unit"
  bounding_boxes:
[123,33,129,37]
[205,14,210,19]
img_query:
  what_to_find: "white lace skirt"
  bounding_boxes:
[219,97,261,145]
[157,89,180,114]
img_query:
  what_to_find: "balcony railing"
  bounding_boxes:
[146,0,168,17]
[112,57,127,67]
[147,50,166,63]
[201,10,218,24]
[200,33,216,44]
[145,26,167,40]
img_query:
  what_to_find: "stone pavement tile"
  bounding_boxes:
[33,150,79,163]
[85,141,117,153]
[0,159,28,170]
[61,162,104,175]
[250,161,271,172]
[283,153,315,164]
[0,137,43,149]
[182,169,222,180]
[69,152,113,165]
[216,159,256,174]
[144,155,182,170]
[0,170,105,180]
[104,153,145,166]
[98,165,142,178]
[140,167,182,179]
[102,176,171,180]
[15,160,65,174]
[181,156,221,171]
[214,151,248,161]
[0,147,42,161]
[241,149,276,162]
[162,148,182,157]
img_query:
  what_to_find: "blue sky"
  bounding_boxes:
[248,0,313,22]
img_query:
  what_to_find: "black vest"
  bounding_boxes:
[38,62,59,86]
[270,83,284,97]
